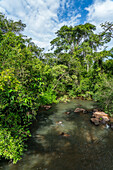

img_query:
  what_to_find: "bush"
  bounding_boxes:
[94,77,113,115]
[0,127,30,164]
[0,69,32,163]
[40,86,57,104]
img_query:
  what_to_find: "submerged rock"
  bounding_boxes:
[43,105,52,110]
[93,108,102,112]
[56,121,63,125]
[106,124,110,129]
[110,124,113,130]
[109,117,113,130]
[109,117,113,123]
[91,118,100,125]
[64,111,70,115]
[59,132,70,137]
[74,108,86,113]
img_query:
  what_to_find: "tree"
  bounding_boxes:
[50,23,96,54]
[0,12,26,34]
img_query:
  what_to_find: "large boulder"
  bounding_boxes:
[91,111,109,125]
[92,112,109,121]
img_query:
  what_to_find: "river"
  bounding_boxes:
[0,99,113,170]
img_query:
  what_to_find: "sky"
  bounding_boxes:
[0,0,113,51]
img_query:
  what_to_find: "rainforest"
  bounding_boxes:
[0,13,113,164]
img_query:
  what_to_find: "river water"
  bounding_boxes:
[1,99,113,170]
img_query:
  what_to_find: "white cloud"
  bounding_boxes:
[85,0,113,49]
[0,6,6,13]
[58,14,81,28]
[86,0,113,24]
[0,0,81,51]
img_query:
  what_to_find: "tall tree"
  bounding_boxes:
[0,12,26,34]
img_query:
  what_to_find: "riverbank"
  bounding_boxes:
[1,99,113,170]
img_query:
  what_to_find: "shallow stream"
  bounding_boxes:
[1,99,113,170]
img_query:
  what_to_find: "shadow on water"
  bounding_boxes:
[29,104,58,132]
[1,99,113,170]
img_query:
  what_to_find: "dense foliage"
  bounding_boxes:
[0,13,57,163]
[0,12,113,163]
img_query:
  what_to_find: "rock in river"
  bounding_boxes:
[43,105,52,110]
[74,108,86,113]
[64,111,70,115]
[91,111,109,125]
[90,118,100,126]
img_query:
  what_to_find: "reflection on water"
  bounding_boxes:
[1,99,113,170]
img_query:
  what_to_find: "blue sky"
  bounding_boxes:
[0,0,113,50]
